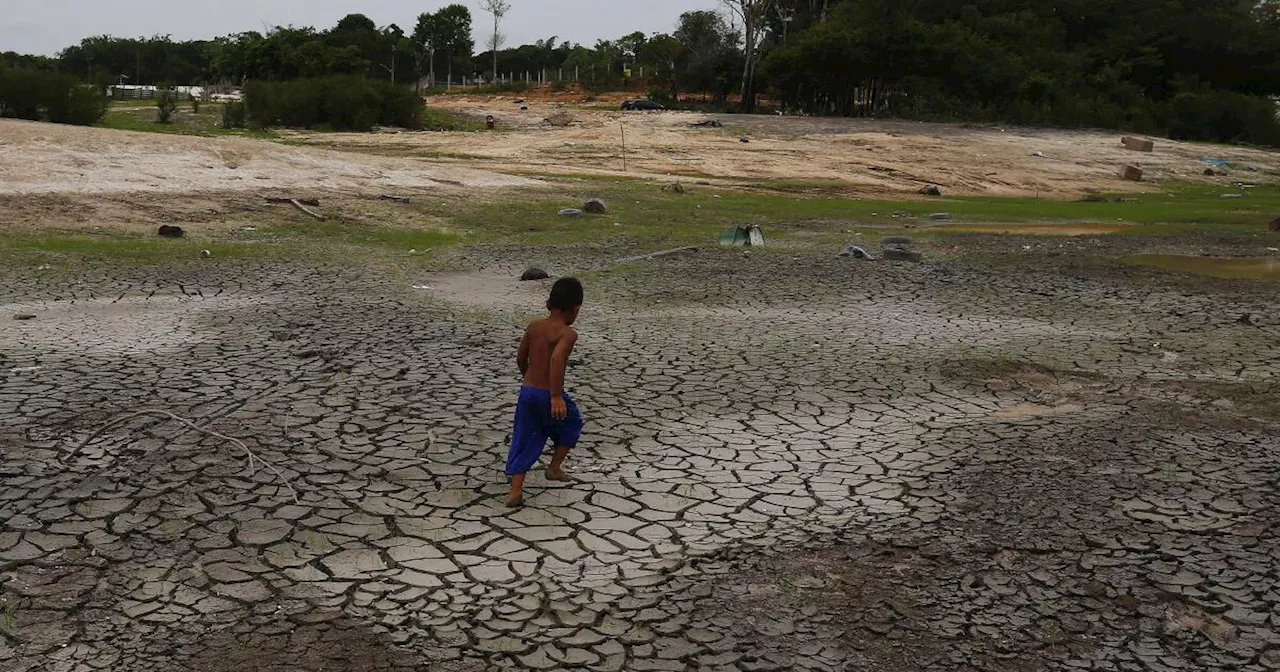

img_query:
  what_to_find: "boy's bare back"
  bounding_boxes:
[518,317,578,392]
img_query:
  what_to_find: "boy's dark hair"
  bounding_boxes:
[549,277,584,311]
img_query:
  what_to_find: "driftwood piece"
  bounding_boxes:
[289,199,325,221]
[616,246,699,265]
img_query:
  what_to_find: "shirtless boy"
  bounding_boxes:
[506,278,585,507]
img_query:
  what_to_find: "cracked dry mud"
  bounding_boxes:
[1,248,1277,672]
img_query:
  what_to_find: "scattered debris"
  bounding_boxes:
[583,199,608,214]
[884,248,924,262]
[616,246,699,264]
[839,245,876,260]
[157,225,185,238]
[739,137,750,143]
[1031,151,1047,158]
[36,265,51,271]
[662,182,687,194]
[1201,158,1230,168]
[1204,168,1225,176]
[1237,313,1258,326]
[1080,195,1109,203]
[8,366,41,373]
[1119,165,1144,181]
[290,199,325,221]
[411,285,432,291]
[1221,193,1244,199]
[920,185,942,196]
[719,225,765,247]
[520,106,529,111]
[929,212,953,221]
[380,195,412,204]
[265,197,320,206]
[237,226,258,232]
[520,267,551,281]
[563,141,578,146]
[558,208,584,217]
[545,111,575,127]
[688,120,723,128]
[1121,136,1154,152]
[14,314,36,321]
[513,99,525,104]
[200,250,212,258]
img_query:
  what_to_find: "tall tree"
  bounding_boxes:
[481,0,512,81]
[413,12,439,87]
[434,4,474,85]
[722,0,774,112]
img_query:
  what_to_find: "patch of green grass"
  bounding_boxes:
[96,104,276,139]
[441,178,1280,251]
[420,107,488,132]
[260,220,460,251]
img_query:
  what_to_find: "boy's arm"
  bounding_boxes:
[548,329,578,419]
[516,329,530,376]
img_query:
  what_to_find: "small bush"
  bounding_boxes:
[243,76,422,131]
[1168,91,1280,147]
[0,67,106,125]
[156,89,178,124]
[220,101,247,128]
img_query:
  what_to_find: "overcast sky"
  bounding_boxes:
[2,0,723,56]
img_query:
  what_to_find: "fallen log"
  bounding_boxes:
[290,199,325,221]
[616,246,699,264]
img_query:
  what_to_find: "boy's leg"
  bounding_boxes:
[547,447,573,482]
[508,473,526,507]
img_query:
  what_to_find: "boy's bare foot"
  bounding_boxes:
[506,495,525,508]
[546,468,574,483]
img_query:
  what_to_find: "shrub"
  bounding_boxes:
[243,76,422,131]
[1168,91,1280,147]
[156,89,178,123]
[220,101,247,128]
[0,67,106,125]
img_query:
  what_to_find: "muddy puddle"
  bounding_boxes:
[1128,255,1280,280]
[937,224,1129,236]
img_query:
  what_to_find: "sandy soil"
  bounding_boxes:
[0,118,535,197]
[287,93,1280,198]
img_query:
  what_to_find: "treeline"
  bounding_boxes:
[0,68,106,125]
[761,0,1280,144]
[4,1,1279,143]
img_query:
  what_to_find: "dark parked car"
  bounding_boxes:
[622,98,665,111]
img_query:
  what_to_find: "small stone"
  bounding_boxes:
[521,267,550,282]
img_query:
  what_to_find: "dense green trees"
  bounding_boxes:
[4,2,1278,141]
[0,67,107,125]
[760,0,1280,143]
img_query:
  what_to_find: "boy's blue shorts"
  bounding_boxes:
[506,386,584,476]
